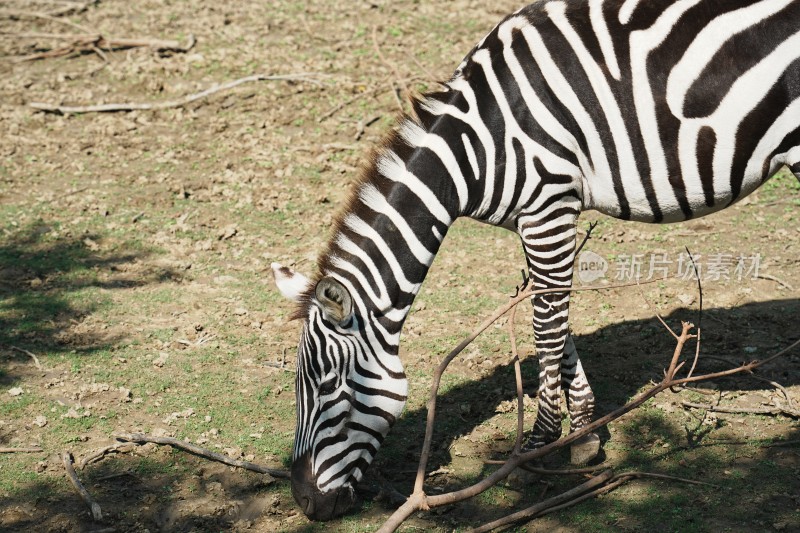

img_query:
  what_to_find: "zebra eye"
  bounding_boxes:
[318,378,338,396]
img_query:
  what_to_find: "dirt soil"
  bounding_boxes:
[1,1,799,532]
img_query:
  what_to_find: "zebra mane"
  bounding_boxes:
[290,88,451,321]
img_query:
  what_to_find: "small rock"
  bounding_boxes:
[677,293,695,306]
[32,416,47,428]
[218,225,238,240]
[224,447,242,459]
[153,352,169,368]
[8,387,23,397]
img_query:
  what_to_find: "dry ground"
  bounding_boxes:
[1,1,798,532]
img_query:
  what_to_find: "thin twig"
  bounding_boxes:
[113,433,289,478]
[508,305,525,454]
[701,355,797,410]
[619,470,719,487]
[78,442,136,469]
[29,73,323,114]
[317,75,425,122]
[5,31,197,61]
[0,447,43,453]
[473,469,716,532]
[62,451,102,521]
[574,221,598,257]
[3,0,95,17]
[482,459,604,475]
[751,375,797,410]
[0,8,95,33]
[263,361,296,372]
[755,273,794,290]
[470,470,615,533]
[409,53,439,86]
[372,25,407,113]
[684,247,703,380]
[10,345,43,370]
[634,280,678,340]
[681,401,799,418]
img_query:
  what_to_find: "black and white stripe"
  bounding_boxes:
[275,0,800,519]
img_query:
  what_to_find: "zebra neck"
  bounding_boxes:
[319,131,463,341]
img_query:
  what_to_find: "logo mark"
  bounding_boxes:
[577,251,608,284]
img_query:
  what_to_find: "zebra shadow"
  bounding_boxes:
[367,296,800,506]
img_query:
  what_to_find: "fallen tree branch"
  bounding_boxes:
[78,442,137,469]
[29,72,323,114]
[681,400,799,419]
[377,299,800,532]
[62,451,102,521]
[2,0,96,18]
[405,276,670,504]
[113,432,289,479]
[0,447,44,453]
[471,469,719,532]
[9,345,43,370]
[470,469,615,533]
[5,31,197,61]
[483,459,604,476]
[0,8,94,33]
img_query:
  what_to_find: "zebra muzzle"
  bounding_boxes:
[290,452,356,520]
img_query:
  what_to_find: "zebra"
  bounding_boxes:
[272,0,800,520]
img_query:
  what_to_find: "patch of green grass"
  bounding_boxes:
[0,394,34,416]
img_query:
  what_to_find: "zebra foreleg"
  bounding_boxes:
[517,209,574,450]
[518,206,600,463]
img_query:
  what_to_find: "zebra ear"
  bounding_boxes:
[314,277,353,325]
[271,262,311,302]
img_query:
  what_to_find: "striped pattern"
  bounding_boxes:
[278,0,800,519]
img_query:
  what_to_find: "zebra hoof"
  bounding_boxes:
[507,466,540,489]
[570,432,600,465]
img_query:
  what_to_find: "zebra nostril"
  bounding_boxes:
[301,496,314,515]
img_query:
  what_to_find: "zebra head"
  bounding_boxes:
[271,263,408,520]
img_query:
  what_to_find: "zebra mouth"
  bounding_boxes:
[291,452,356,520]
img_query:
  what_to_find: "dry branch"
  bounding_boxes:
[371,25,406,113]
[9,345,43,370]
[0,8,94,33]
[113,432,289,479]
[62,451,102,521]
[471,469,615,533]
[0,446,43,453]
[406,276,671,504]
[376,280,800,533]
[78,442,136,469]
[473,471,717,531]
[2,0,96,17]
[755,273,794,290]
[29,73,323,114]
[4,30,197,62]
[317,75,425,122]
[681,400,799,418]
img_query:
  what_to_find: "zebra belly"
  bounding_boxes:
[584,144,795,224]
